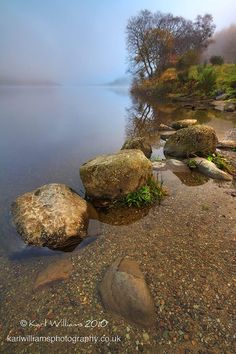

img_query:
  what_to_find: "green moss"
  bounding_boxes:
[122,178,166,208]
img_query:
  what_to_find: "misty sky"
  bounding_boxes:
[0,0,235,84]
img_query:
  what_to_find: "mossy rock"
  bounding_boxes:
[164,125,218,157]
[121,137,152,158]
[80,150,153,205]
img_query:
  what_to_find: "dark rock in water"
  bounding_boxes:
[164,125,218,158]
[121,137,152,158]
[171,119,197,130]
[99,257,155,327]
[11,183,91,249]
[34,258,73,290]
[80,150,152,206]
[193,157,233,181]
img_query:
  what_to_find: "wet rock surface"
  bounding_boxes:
[121,137,152,158]
[164,125,218,157]
[99,257,155,327]
[160,131,176,140]
[11,183,91,249]
[193,157,233,181]
[171,119,197,130]
[80,150,152,204]
[159,123,175,131]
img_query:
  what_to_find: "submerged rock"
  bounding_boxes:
[152,161,167,171]
[152,159,189,173]
[80,150,152,205]
[34,258,73,290]
[193,157,233,181]
[166,159,189,173]
[121,137,152,158]
[164,125,218,158]
[171,119,197,130]
[11,183,91,249]
[99,257,155,327]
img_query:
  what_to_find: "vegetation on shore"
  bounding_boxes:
[126,10,236,100]
[131,63,236,100]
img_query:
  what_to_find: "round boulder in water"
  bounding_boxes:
[11,183,91,249]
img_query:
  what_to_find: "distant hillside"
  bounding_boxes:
[0,77,60,86]
[107,76,131,86]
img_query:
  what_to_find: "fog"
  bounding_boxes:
[204,25,236,63]
[0,0,235,84]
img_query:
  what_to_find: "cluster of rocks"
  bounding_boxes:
[12,148,154,249]
[211,100,236,112]
[11,119,235,251]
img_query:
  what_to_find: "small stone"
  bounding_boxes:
[143,333,149,341]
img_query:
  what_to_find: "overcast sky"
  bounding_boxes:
[0,0,235,84]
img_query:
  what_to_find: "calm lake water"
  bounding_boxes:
[0,85,235,256]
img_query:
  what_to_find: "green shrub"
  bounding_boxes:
[196,66,217,95]
[210,55,224,65]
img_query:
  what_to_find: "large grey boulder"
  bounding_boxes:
[164,125,218,158]
[80,150,152,204]
[121,137,152,158]
[99,257,155,327]
[11,183,91,249]
[171,119,197,130]
[193,157,233,181]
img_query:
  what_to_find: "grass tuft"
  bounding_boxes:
[122,178,167,208]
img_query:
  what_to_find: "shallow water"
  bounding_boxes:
[0,85,235,257]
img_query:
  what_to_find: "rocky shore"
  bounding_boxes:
[1,119,235,353]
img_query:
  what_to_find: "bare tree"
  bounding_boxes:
[126,11,215,79]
